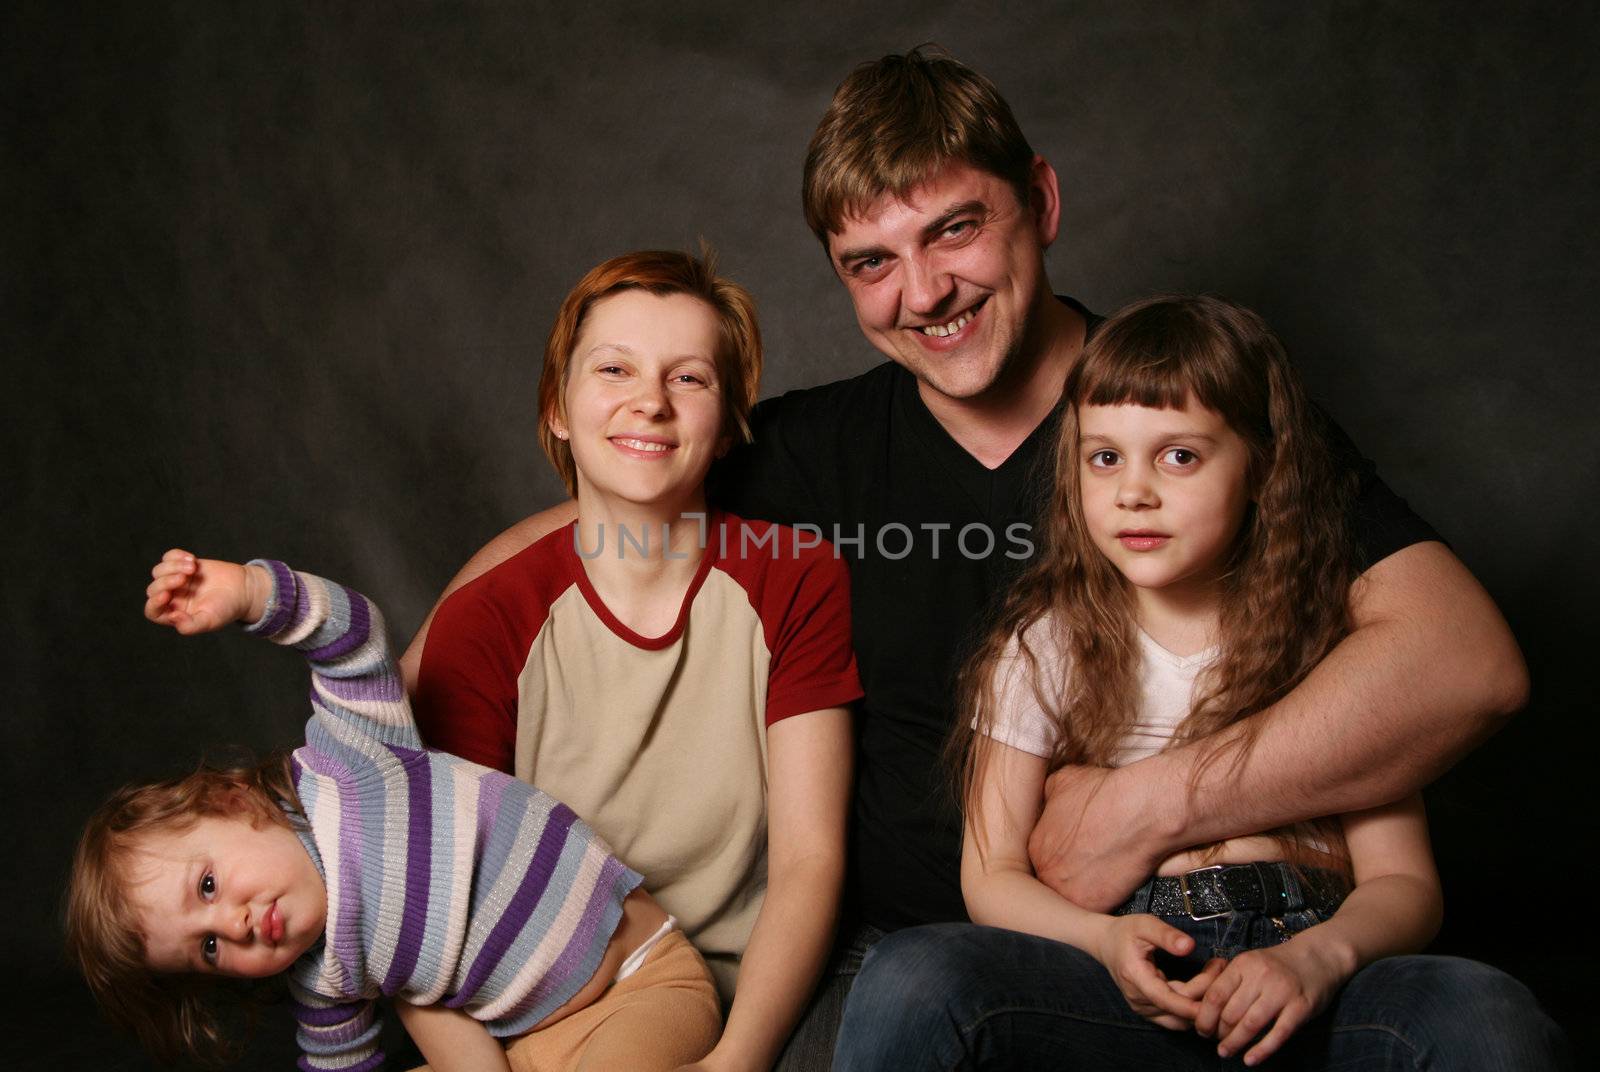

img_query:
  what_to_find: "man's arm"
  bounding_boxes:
[1029,541,1528,911]
[399,500,576,692]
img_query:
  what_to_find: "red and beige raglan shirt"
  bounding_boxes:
[414,510,861,997]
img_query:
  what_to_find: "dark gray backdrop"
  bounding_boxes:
[6,2,1595,1067]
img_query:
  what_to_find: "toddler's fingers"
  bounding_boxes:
[152,549,197,576]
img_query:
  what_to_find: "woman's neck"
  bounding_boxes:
[574,495,711,638]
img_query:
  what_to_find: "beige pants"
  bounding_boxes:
[409,930,722,1072]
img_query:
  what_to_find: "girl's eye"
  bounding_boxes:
[199,872,216,900]
[1087,449,1121,468]
[1162,447,1199,467]
[202,934,218,967]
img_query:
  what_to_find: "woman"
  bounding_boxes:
[412,250,861,1072]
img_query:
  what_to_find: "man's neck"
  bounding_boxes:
[919,295,1085,469]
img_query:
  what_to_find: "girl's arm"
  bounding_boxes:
[1031,542,1523,911]
[960,740,1203,1028]
[1193,793,1442,1064]
[396,1001,512,1072]
[693,706,851,1072]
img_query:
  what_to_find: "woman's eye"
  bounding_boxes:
[202,934,218,966]
[199,872,216,900]
[1162,448,1199,466]
[672,373,706,386]
[598,365,626,376]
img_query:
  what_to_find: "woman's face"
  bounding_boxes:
[552,289,728,516]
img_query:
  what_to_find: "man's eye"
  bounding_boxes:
[943,220,974,239]
[199,872,216,900]
[850,256,885,276]
[202,934,218,966]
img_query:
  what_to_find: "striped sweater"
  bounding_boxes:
[244,561,643,1072]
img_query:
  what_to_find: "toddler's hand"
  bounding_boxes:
[1194,938,1347,1065]
[144,549,268,634]
[1092,913,1203,1030]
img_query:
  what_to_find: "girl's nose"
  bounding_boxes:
[1115,469,1158,509]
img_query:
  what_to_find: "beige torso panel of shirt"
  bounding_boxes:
[513,572,772,999]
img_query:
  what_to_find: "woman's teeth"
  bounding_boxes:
[613,438,671,452]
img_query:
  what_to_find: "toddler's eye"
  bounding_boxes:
[202,934,218,967]
[199,872,216,900]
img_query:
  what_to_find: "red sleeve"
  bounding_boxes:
[739,522,863,726]
[414,548,564,774]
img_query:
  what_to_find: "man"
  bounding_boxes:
[404,49,1552,1068]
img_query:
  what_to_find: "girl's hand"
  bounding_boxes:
[1194,938,1349,1065]
[1092,914,1203,1029]
[144,549,267,634]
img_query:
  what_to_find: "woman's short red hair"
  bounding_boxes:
[537,249,763,496]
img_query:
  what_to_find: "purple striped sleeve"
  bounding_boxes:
[305,583,371,662]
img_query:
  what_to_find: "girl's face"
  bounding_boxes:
[1077,394,1254,600]
[552,290,729,516]
[126,814,326,978]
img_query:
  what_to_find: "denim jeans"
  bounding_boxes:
[833,913,1570,1071]
[773,923,885,1072]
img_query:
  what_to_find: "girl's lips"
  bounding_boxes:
[1117,533,1170,551]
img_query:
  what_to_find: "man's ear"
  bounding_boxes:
[1028,154,1063,249]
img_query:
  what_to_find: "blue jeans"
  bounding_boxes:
[834,920,1569,1070]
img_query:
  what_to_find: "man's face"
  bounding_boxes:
[826,160,1059,404]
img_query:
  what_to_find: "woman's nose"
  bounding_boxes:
[632,380,670,418]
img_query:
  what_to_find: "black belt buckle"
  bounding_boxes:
[1178,865,1227,920]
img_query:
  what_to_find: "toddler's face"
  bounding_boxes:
[127,814,326,978]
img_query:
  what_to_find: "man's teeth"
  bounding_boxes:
[920,310,974,337]
[614,438,671,452]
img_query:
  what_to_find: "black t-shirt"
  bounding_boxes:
[710,296,1439,932]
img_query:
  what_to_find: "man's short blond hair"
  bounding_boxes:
[802,46,1037,244]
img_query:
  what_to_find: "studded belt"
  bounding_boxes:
[1113,862,1348,920]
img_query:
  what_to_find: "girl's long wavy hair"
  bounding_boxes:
[955,295,1358,868]
[64,753,305,1066]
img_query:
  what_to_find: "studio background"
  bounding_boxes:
[5,2,1594,1067]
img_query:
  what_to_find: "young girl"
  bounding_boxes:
[66,551,721,1071]
[957,295,1443,1066]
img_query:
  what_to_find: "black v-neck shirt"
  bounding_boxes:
[711,296,1438,932]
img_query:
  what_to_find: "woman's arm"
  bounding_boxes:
[697,707,850,1072]
[1030,541,1526,911]
[960,741,1202,1027]
[1191,793,1442,1063]
[395,1000,512,1072]
[400,500,577,692]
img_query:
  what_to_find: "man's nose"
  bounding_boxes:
[902,254,955,317]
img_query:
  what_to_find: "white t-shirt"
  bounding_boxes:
[985,618,1217,767]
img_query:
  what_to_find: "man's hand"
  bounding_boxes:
[1028,763,1170,912]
